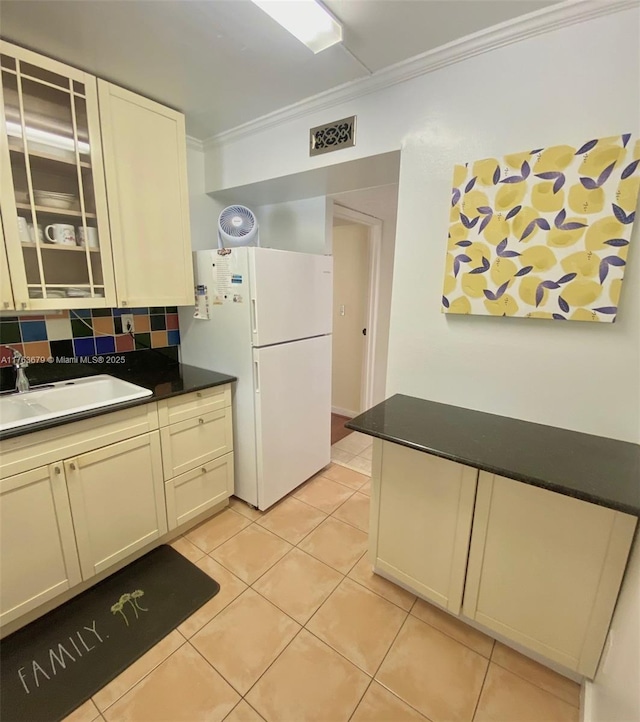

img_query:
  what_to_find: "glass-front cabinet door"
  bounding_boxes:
[0,211,16,310]
[0,41,115,310]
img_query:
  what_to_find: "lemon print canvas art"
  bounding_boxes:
[442,134,639,322]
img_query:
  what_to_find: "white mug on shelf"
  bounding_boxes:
[16,217,30,243]
[77,226,99,249]
[45,223,76,246]
[27,223,44,244]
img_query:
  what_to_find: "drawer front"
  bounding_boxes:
[0,403,159,480]
[157,384,231,426]
[165,452,234,530]
[160,408,233,480]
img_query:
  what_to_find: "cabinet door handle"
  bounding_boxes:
[54,466,61,475]
[3,301,9,309]
[69,462,77,471]
[196,391,202,398]
[198,418,204,424]
[201,467,207,474]
[20,302,27,310]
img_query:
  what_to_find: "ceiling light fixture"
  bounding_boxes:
[251,0,342,54]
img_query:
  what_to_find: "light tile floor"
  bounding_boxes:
[63,435,581,722]
[331,432,373,476]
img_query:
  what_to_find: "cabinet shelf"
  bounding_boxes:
[15,203,96,219]
[8,140,91,169]
[21,242,100,253]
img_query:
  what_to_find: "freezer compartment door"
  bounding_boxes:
[250,248,332,347]
[253,335,331,510]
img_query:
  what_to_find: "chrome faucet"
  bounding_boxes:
[13,350,30,393]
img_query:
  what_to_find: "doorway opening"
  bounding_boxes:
[330,203,382,446]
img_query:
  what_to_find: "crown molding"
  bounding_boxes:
[202,0,638,150]
[186,135,204,152]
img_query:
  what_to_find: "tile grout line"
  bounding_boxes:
[302,625,376,684]
[488,653,581,709]
[180,569,247,640]
[470,651,492,722]
[346,677,375,722]
[330,495,370,534]
[366,614,432,721]
[344,572,415,614]
[237,625,308,707]
[254,504,329,546]
[186,629,250,700]
[248,546,300,591]
[406,605,496,661]
[94,632,188,717]
[185,507,256,555]
[206,526,294,587]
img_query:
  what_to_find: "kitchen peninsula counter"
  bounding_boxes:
[347,394,638,678]
[346,394,640,517]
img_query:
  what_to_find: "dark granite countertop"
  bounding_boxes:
[346,394,640,517]
[0,349,236,442]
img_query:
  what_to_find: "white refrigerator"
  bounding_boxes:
[179,247,333,510]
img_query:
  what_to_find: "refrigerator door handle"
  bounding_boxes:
[251,298,258,336]
[254,360,260,393]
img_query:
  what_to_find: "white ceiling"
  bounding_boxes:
[0,0,558,140]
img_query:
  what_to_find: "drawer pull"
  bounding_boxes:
[196,391,202,398]
[201,467,207,474]
[198,418,204,424]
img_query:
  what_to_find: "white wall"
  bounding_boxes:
[587,536,640,722]
[186,144,225,252]
[205,8,640,442]
[252,196,331,254]
[188,149,331,255]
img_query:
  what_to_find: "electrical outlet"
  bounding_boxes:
[121,314,134,334]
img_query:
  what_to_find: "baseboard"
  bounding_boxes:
[332,406,357,418]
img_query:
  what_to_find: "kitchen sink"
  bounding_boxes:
[0,375,153,433]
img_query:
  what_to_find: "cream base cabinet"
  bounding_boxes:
[165,452,234,530]
[370,440,478,614]
[158,384,234,531]
[463,472,637,677]
[64,432,167,580]
[97,80,193,308]
[0,464,81,626]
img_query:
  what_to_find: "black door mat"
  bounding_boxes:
[1,544,220,722]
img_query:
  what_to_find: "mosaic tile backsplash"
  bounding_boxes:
[0,307,180,367]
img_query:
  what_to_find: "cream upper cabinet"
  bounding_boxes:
[0,41,116,310]
[0,212,15,310]
[463,472,637,678]
[370,440,477,615]
[98,81,193,308]
[64,431,167,580]
[0,463,81,626]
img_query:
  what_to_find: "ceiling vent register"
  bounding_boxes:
[309,115,356,156]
